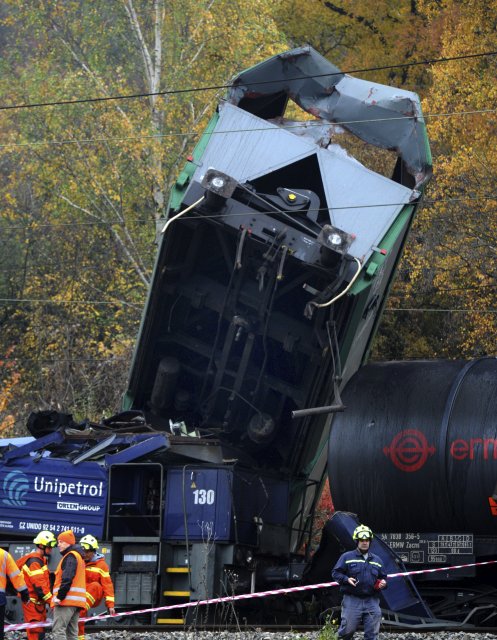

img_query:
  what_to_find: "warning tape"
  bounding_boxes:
[6,558,497,632]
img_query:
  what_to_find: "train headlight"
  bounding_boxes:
[211,176,225,189]
[201,169,237,199]
[318,224,355,255]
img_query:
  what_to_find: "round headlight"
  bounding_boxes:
[329,233,342,246]
[211,177,225,189]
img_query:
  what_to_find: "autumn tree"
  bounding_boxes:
[0,0,286,429]
[373,0,497,360]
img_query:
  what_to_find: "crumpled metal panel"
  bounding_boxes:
[229,45,432,188]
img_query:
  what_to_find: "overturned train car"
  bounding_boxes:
[0,46,432,625]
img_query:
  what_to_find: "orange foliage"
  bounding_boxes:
[310,479,334,552]
[0,347,21,435]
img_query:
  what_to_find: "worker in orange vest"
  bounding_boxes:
[0,547,29,640]
[51,530,86,640]
[16,530,56,640]
[77,535,115,640]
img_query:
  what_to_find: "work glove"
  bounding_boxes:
[20,590,30,603]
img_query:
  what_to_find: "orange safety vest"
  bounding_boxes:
[85,555,115,607]
[52,549,86,608]
[0,548,27,595]
[17,551,52,604]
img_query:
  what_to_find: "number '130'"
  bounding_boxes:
[193,489,215,505]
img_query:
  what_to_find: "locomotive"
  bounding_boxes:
[0,45,453,627]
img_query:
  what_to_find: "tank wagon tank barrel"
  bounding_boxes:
[329,358,497,534]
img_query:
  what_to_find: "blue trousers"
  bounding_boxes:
[337,594,381,640]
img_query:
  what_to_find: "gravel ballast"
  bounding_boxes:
[7,630,496,640]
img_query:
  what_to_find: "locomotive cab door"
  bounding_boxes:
[106,463,163,539]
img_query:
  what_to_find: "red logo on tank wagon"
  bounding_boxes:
[383,429,435,472]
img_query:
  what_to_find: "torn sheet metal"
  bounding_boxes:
[228,45,432,188]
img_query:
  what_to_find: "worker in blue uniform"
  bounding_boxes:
[332,524,387,640]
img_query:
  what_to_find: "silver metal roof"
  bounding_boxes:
[192,102,316,184]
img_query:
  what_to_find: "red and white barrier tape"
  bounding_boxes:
[6,558,497,632]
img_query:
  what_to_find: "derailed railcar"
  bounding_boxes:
[123,43,431,555]
[0,45,434,626]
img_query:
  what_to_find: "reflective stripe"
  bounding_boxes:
[23,566,47,577]
[3,550,28,593]
[55,586,86,597]
[87,567,110,578]
[344,558,382,567]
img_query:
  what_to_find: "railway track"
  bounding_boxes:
[81,623,497,634]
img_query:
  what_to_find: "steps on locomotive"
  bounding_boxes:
[157,566,191,625]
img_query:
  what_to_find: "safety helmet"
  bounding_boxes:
[80,534,99,551]
[352,524,373,541]
[33,531,57,548]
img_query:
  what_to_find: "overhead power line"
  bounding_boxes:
[0,49,496,112]
[385,308,497,314]
[1,192,497,234]
[0,297,138,307]
[2,105,497,151]
[0,356,129,365]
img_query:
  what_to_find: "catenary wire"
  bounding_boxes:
[0,308,495,367]
[2,105,496,150]
[384,308,497,313]
[2,192,497,234]
[0,356,129,365]
[3,265,497,295]
[0,296,494,313]
[0,297,139,307]
[0,49,495,112]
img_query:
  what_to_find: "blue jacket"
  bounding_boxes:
[332,549,387,598]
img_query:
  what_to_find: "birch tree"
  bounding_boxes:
[0,0,285,427]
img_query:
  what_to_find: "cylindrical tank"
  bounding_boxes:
[328,358,497,533]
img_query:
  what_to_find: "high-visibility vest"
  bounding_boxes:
[52,550,86,608]
[0,548,27,595]
[17,551,52,604]
[85,555,115,607]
